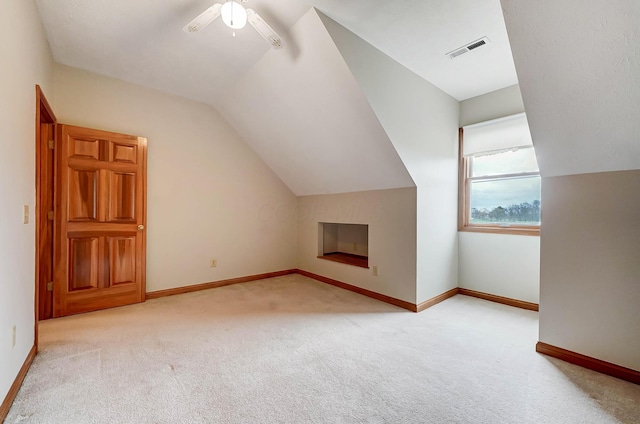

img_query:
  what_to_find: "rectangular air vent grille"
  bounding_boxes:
[466,39,486,50]
[446,37,490,59]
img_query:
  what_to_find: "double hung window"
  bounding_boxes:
[459,114,541,235]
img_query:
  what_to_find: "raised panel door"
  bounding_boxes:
[109,236,136,285]
[68,237,99,291]
[111,142,137,164]
[68,137,101,161]
[109,172,136,222]
[54,125,147,317]
[68,168,98,221]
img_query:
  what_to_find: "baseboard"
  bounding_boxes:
[416,288,460,312]
[145,269,297,300]
[0,345,36,422]
[536,342,640,385]
[458,288,539,311]
[146,273,539,314]
[296,269,417,312]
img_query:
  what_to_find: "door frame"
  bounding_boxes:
[35,85,57,350]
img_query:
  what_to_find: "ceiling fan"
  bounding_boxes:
[183,0,283,49]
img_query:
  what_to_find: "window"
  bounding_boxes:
[459,114,541,235]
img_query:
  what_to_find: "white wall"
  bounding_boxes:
[540,171,640,371]
[320,13,459,304]
[459,84,525,127]
[0,0,53,405]
[502,0,639,370]
[52,64,298,293]
[298,189,417,303]
[501,0,640,178]
[458,85,540,303]
[458,233,539,303]
[220,8,413,196]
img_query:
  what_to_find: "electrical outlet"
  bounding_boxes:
[11,325,16,348]
[23,205,29,224]
[210,258,217,268]
[372,266,378,277]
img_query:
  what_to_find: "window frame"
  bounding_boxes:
[458,128,540,236]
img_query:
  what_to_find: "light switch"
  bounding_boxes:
[23,205,29,224]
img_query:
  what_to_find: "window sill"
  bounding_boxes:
[318,252,369,269]
[459,225,540,236]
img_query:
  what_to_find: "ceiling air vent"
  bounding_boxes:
[446,37,490,59]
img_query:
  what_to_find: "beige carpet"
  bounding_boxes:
[6,274,640,423]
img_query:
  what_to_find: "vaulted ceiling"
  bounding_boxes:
[35,0,518,107]
[33,0,519,195]
[311,0,518,101]
[220,9,415,195]
[36,0,640,188]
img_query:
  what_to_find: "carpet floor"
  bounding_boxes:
[6,274,640,423]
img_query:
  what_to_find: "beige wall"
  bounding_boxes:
[52,64,298,293]
[0,0,54,404]
[539,170,640,371]
[298,188,417,303]
[336,224,369,257]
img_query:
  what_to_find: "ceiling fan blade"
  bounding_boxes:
[183,3,222,33]
[246,8,282,49]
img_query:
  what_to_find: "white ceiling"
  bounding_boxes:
[311,0,518,101]
[35,0,518,105]
[220,9,414,195]
[501,0,640,177]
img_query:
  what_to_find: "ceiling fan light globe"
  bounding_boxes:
[221,1,247,30]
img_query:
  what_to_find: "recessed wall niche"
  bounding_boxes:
[318,222,368,268]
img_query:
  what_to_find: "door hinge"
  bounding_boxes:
[47,211,54,220]
[47,281,53,291]
[48,140,54,149]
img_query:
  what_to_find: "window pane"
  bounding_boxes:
[471,147,539,177]
[469,176,541,226]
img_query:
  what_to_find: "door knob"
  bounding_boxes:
[138,224,144,231]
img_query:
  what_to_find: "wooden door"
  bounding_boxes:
[53,125,147,317]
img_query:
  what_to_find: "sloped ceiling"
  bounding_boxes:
[34,0,310,107]
[33,0,519,195]
[501,0,640,177]
[35,0,518,105]
[219,8,414,196]
[312,0,518,101]
[318,12,459,186]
